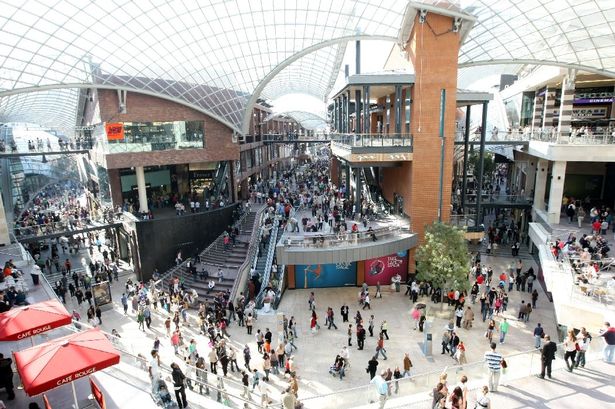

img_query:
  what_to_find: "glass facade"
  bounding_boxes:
[107,120,204,153]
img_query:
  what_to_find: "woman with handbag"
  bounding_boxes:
[171,362,188,409]
[563,329,578,372]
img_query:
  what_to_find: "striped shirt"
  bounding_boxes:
[484,350,503,370]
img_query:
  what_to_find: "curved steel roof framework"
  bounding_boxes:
[265,111,329,131]
[0,0,406,134]
[1,0,615,136]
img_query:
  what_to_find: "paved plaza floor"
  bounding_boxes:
[4,238,615,408]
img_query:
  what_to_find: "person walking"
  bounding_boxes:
[347,324,353,346]
[483,342,503,392]
[327,307,338,330]
[171,362,188,409]
[363,292,371,310]
[599,321,615,363]
[380,320,389,340]
[341,303,349,322]
[368,315,375,337]
[575,329,592,368]
[376,334,388,360]
[246,313,254,335]
[499,318,509,344]
[563,329,578,372]
[402,352,412,377]
[0,353,16,400]
[486,319,496,343]
[370,370,388,409]
[537,335,557,379]
[243,345,252,371]
[240,371,250,400]
[533,323,545,349]
[475,386,491,409]
[367,355,379,380]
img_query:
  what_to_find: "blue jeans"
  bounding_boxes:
[376,348,387,360]
[604,344,615,363]
[500,331,507,343]
[535,335,542,349]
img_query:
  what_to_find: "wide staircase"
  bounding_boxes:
[166,209,258,304]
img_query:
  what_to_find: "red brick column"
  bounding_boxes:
[405,12,459,240]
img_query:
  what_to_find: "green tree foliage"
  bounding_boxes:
[468,151,495,178]
[416,222,470,291]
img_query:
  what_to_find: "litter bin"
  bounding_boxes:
[422,321,433,357]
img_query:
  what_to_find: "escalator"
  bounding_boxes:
[210,161,229,200]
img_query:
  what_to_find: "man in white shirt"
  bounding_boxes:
[149,350,161,394]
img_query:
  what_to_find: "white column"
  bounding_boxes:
[547,161,567,224]
[135,166,148,213]
[533,159,549,213]
[0,193,10,246]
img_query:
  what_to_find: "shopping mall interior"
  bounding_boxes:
[0,1,615,408]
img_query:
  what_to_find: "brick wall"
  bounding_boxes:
[405,12,459,240]
[97,90,239,169]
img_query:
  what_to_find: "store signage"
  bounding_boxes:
[574,90,614,104]
[572,107,608,119]
[105,123,124,141]
[189,170,214,180]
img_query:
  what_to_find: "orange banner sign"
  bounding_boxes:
[105,123,124,141]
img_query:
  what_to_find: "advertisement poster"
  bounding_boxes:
[295,262,357,289]
[364,251,408,286]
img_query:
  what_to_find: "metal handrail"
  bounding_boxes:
[229,206,266,302]
[255,217,280,308]
[455,129,615,144]
[331,132,413,148]
[282,224,412,248]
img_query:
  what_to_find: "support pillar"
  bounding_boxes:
[345,163,351,199]
[346,91,351,134]
[333,99,338,132]
[135,166,148,213]
[341,94,347,133]
[363,86,371,133]
[547,161,567,224]
[335,97,342,133]
[355,89,362,133]
[557,70,576,138]
[533,159,549,212]
[0,192,10,246]
[543,88,556,130]
[394,84,402,134]
[532,89,545,134]
[475,102,488,226]
[461,105,471,211]
[355,168,362,214]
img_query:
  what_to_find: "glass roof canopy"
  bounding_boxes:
[0,0,615,135]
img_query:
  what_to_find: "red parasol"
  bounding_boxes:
[14,328,120,397]
[0,299,72,341]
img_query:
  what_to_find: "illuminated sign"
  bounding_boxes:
[105,123,125,141]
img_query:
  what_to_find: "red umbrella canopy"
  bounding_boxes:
[0,299,72,341]
[14,328,120,396]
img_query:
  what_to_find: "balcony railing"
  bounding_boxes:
[455,129,615,145]
[281,225,412,249]
[331,133,413,148]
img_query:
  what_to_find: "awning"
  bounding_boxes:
[14,328,120,396]
[0,299,72,341]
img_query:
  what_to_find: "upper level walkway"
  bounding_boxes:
[276,209,416,265]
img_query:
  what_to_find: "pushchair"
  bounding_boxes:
[153,379,178,408]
